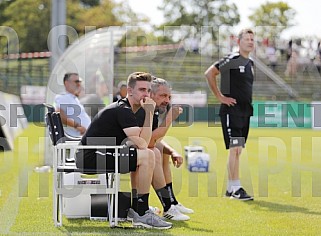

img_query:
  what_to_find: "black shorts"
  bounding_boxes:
[220,114,250,149]
[75,146,137,174]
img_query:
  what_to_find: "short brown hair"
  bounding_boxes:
[127,72,152,88]
[238,28,254,40]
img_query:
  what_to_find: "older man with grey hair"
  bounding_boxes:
[133,77,194,221]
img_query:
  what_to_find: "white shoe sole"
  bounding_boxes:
[230,196,254,201]
[133,222,172,229]
[162,215,190,221]
[176,208,194,214]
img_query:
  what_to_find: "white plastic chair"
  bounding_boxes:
[44,104,124,227]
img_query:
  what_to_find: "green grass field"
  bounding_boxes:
[1,122,321,235]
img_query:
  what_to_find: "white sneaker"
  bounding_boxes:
[163,205,190,221]
[175,202,194,214]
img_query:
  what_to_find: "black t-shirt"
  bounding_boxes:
[214,52,254,117]
[134,107,159,130]
[81,98,138,148]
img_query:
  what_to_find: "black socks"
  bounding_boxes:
[155,186,172,212]
[166,182,178,205]
[137,193,149,216]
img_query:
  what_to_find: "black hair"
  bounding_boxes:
[63,73,79,82]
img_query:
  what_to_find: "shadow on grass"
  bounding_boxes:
[61,218,175,235]
[169,220,214,234]
[61,218,214,235]
[246,200,321,216]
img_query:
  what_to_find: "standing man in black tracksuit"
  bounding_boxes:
[204,28,255,201]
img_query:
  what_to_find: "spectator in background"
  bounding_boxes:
[318,42,321,59]
[113,81,127,102]
[285,44,298,78]
[54,73,91,137]
[286,39,293,62]
[314,42,321,74]
[266,42,278,71]
[184,37,199,54]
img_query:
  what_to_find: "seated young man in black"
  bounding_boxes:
[76,72,171,229]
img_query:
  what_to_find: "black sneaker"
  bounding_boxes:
[225,190,232,197]
[230,188,253,201]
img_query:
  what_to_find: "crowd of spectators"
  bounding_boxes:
[255,37,321,78]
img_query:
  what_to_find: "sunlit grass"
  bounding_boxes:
[1,123,321,235]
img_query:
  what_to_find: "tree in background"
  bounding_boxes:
[248,1,296,41]
[80,0,100,7]
[1,0,51,53]
[0,0,16,24]
[0,0,140,53]
[76,0,122,32]
[157,0,240,42]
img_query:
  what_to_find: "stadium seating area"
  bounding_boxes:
[1,48,320,102]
